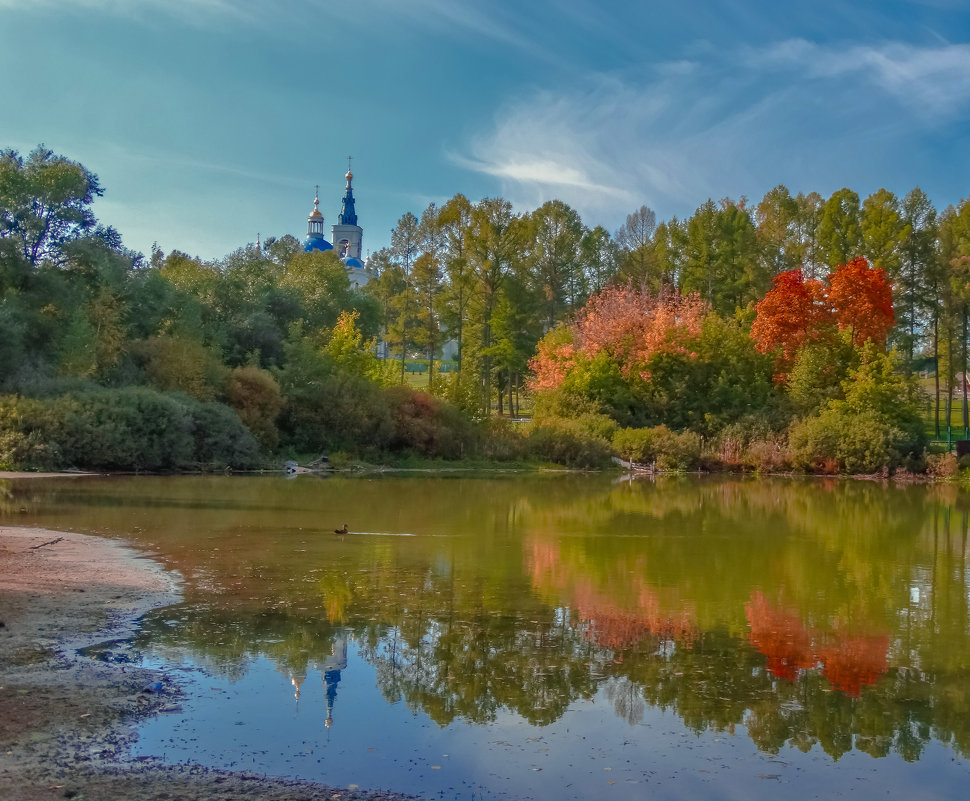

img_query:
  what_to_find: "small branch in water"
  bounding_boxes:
[30,537,64,550]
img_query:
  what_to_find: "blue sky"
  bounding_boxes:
[2,0,969,261]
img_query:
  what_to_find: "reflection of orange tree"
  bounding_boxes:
[528,538,697,652]
[746,591,888,697]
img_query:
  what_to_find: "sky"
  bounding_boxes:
[2,0,969,261]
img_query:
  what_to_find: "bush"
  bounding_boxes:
[711,418,790,472]
[0,388,260,471]
[225,366,283,451]
[612,425,703,471]
[925,452,957,479]
[525,420,614,469]
[787,347,926,474]
[788,408,914,474]
[384,386,475,459]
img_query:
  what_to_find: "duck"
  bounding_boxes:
[334,524,349,535]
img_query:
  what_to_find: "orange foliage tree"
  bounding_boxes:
[827,257,895,347]
[751,258,894,377]
[750,269,831,363]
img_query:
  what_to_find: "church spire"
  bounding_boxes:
[338,159,357,226]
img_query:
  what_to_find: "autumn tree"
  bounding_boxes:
[750,269,831,374]
[828,257,895,348]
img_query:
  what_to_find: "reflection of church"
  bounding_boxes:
[303,164,371,289]
[288,630,350,729]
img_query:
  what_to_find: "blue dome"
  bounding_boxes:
[304,237,334,253]
[343,256,365,269]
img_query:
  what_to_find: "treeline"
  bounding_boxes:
[3,144,970,472]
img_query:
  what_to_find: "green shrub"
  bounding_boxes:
[0,389,260,471]
[612,426,656,464]
[787,347,926,474]
[225,365,283,451]
[612,425,702,471]
[788,408,914,474]
[525,421,613,469]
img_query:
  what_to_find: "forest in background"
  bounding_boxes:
[2,144,970,473]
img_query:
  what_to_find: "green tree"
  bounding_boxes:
[818,188,863,270]
[410,252,443,386]
[755,185,802,277]
[861,188,906,276]
[579,225,618,295]
[0,146,103,267]
[390,211,421,383]
[438,194,475,372]
[682,198,761,314]
[614,204,657,281]
[466,197,523,415]
[898,188,938,365]
[795,191,825,279]
[526,199,585,331]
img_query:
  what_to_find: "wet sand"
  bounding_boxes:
[0,526,415,801]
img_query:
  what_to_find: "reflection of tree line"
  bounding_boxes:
[100,475,970,762]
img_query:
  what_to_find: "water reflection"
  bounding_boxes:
[4,474,970,768]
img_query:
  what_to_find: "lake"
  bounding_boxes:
[3,473,969,799]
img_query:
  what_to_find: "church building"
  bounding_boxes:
[303,166,370,288]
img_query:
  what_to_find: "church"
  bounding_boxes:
[303,166,370,288]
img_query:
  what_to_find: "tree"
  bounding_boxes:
[750,269,831,374]
[615,205,657,280]
[527,199,585,331]
[410,252,443,386]
[580,225,619,295]
[681,198,761,314]
[390,211,421,383]
[817,188,862,270]
[898,188,938,364]
[861,188,906,276]
[828,257,895,348]
[438,194,475,372]
[466,197,523,415]
[794,191,825,280]
[755,185,802,277]
[0,146,103,267]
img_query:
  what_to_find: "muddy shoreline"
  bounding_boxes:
[0,526,417,801]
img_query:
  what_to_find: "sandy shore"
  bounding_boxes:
[0,526,416,801]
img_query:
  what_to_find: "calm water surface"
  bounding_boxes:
[3,473,969,799]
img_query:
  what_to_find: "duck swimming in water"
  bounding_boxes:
[334,524,349,535]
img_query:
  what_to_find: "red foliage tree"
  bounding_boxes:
[751,259,895,378]
[750,269,831,364]
[827,257,895,347]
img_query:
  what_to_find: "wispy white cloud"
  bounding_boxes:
[756,39,970,116]
[456,39,970,229]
